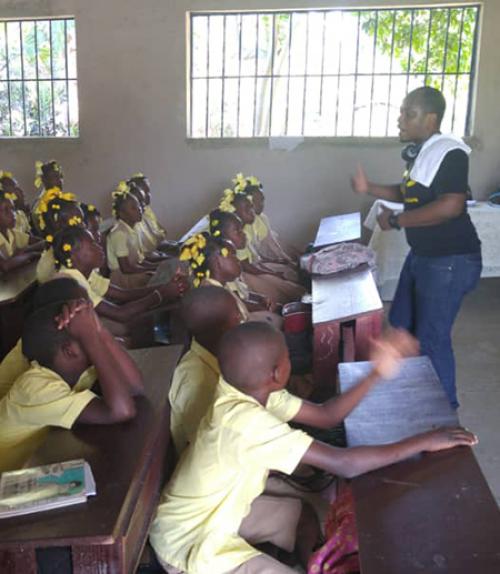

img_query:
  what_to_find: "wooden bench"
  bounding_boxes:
[339,356,500,574]
[0,262,38,360]
[312,266,383,397]
[0,345,182,574]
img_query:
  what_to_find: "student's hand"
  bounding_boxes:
[63,300,103,341]
[421,427,478,452]
[370,328,419,379]
[377,205,393,231]
[55,299,89,331]
[351,163,370,195]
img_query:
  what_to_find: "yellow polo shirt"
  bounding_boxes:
[15,210,31,234]
[143,205,166,240]
[0,228,29,258]
[150,377,312,574]
[0,363,97,472]
[252,214,269,242]
[106,219,145,271]
[202,277,250,322]
[0,340,29,401]
[36,248,56,283]
[136,220,158,252]
[56,267,111,308]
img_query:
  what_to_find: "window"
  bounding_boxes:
[0,17,78,138]
[188,5,480,139]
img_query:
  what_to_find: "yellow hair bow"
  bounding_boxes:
[219,188,236,213]
[131,172,145,179]
[4,192,17,201]
[0,170,14,180]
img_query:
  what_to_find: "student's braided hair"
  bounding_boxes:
[209,209,241,239]
[179,231,230,287]
[232,172,262,196]
[0,182,17,204]
[34,160,63,189]
[111,180,136,218]
[52,226,89,270]
[80,202,101,225]
[34,188,80,242]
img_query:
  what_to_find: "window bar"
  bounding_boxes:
[252,15,259,136]
[465,7,480,136]
[441,9,452,92]
[189,17,193,136]
[236,14,242,137]
[19,22,27,136]
[423,9,434,85]
[405,9,415,94]
[64,20,70,135]
[334,11,343,136]
[49,21,56,135]
[268,13,276,137]
[451,8,466,132]
[300,12,310,135]
[385,11,397,136]
[318,11,327,117]
[284,13,293,135]
[4,22,12,135]
[220,15,227,137]
[368,11,378,136]
[34,20,41,135]
[351,11,361,136]
[205,17,210,138]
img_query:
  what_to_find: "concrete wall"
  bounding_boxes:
[1,0,499,244]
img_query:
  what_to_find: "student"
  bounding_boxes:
[34,188,85,283]
[0,187,44,273]
[107,181,160,288]
[81,202,110,278]
[52,226,188,322]
[169,286,243,454]
[0,277,89,401]
[150,322,477,574]
[209,208,302,306]
[0,298,144,472]
[179,232,275,320]
[237,174,299,262]
[0,170,32,235]
[130,172,179,254]
[32,160,65,234]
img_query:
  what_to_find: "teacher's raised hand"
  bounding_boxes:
[350,163,370,195]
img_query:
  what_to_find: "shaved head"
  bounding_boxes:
[406,86,446,126]
[218,322,288,392]
[181,285,241,341]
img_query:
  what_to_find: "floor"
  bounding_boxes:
[453,277,500,505]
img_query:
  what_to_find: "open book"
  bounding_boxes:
[0,459,96,519]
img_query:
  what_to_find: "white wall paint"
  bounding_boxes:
[1,0,499,244]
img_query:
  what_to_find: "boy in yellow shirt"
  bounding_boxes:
[0,298,144,472]
[150,322,477,574]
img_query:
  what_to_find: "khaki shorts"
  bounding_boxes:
[158,494,302,574]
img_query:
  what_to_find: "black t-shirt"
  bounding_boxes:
[402,149,481,257]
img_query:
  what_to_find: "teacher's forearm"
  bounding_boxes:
[368,183,403,202]
[398,195,464,228]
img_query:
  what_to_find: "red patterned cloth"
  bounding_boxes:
[307,484,360,574]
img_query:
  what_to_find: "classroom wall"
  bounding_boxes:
[1,0,499,244]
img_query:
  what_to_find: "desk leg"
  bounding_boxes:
[0,547,37,574]
[72,544,123,574]
[355,310,384,361]
[313,321,341,398]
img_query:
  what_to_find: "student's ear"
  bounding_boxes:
[60,339,85,361]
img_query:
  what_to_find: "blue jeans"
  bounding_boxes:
[389,251,482,408]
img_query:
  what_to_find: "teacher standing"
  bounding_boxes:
[351,86,482,408]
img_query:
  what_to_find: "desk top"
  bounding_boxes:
[338,356,458,446]
[314,212,361,248]
[0,262,38,305]
[312,266,382,325]
[0,345,182,546]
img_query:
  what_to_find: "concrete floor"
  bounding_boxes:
[454,277,500,506]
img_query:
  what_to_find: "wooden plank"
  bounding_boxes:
[312,267,382,325]
[0,346,182,551]
[314,212,361,248]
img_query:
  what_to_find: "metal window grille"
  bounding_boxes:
[0,17,78,138]
[189,5,480,138]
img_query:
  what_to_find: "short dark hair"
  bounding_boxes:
[32,277,87,310]
[22,302,72,368]
[52,226,89,270]
[407,86,447,125]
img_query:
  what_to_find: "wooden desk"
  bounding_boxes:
[314,212,361,249]
[312,267,383,395]
[0,262,38,359]
[0,345,182,574]
[339,357,500,574]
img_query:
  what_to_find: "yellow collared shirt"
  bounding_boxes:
[252,213,269,242]
[0,228,29,258]
[0,339,29,401]
[106,219,145,271]
[136,219,159,252]
[202,277,250,322]
[36,248,57,283]
[151,377,311,574]
[0,363,97,472]
[15,210,31,234]
[143,205,166,240]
